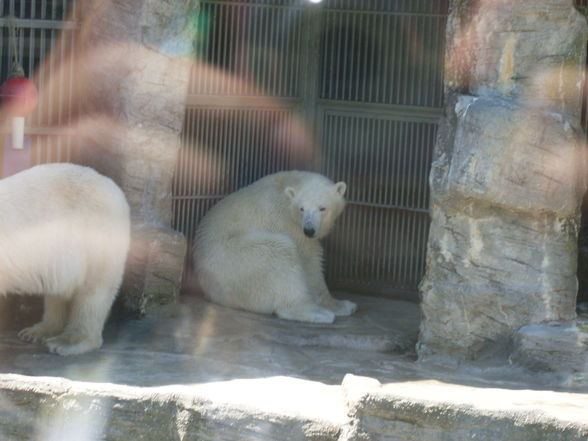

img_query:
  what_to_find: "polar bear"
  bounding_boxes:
[193,171,357,323]
[0,163,130,355]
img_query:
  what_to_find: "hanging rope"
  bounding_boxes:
[6,15,25,78]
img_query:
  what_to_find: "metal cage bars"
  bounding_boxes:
[0,0,78,167]
[173,0,448,298]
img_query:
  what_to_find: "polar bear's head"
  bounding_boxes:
[285,178,347,239]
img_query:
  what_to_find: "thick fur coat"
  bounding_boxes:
[0,163,130,355]
[193,171,357,323]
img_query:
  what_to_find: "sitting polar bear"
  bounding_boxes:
[193,170,357,323]
[0,163,130,355]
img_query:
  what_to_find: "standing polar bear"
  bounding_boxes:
[0,163,130,355]
[193,171,357,323]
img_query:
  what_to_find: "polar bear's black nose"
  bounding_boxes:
[304,227,315,238]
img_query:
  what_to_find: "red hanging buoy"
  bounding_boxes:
[1,71,38,150]
[1,16,39,150]
[1,74,39,117]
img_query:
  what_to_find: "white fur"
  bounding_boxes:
[0,163,130,355]
[193,171,357,323]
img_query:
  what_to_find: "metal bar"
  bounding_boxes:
[414,16,423,107]
[41,0,47,24]
[333,10,343,101]
[422,16,432,107]
[206,3,219,94]
[47,28,56,126]
[221,3,231,95]
[230,3,240,93]
[270,6,278,96]
[237,4,247,95]
[0,18,78,30]
[401,14,411,105]
[27,25,35,80]
[389,13,398,104]
[252,110,261,181]
[242,4,253,96]
[38,27,47,125]
[202,0,303,11]
[374,12,383,103]
[322,8,447,17]
[393,121,404,207]
[67,29,75,126]
[195,109,206,197]
[414,121,423,209]
[18,10,25,68]
[361,11,369,103]
[406,121,415,209]
[317,100,443,121]
[185,94,302,108]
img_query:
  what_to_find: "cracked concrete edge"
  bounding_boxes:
[0,374,344,441]
[341,374,588,441]
[1,373,588,441]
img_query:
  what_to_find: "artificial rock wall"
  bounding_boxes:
[71,0,198,313]
[418,0,588,361]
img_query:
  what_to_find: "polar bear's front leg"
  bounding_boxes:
[302,248,357,317]
[45,283,116,356]
[18,296,69,344]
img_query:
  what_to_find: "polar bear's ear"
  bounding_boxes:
[334,181,347,197]
[285,187,296,200]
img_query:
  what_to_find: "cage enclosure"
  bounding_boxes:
[172,0,449,302]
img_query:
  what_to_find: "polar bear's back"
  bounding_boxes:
[0,163,130,296]
[196,170,330,241]
[0,163,129,220]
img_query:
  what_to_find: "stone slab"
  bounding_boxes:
[343,374,588,441]
[511,322,588,372]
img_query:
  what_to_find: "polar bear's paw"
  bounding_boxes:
[276,304,336,324]
[330,299,358,317]
[18,323,62,344]
[45,331,102,356]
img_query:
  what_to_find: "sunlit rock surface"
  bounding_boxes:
[419,0,588,363]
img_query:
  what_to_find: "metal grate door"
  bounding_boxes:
[173,0,448,299]
[317,0,446,296]
[0,0,79,172]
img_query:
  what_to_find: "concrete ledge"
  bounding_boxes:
[2,372,587,441]
[343,375,588,441]
[0,374,344,441]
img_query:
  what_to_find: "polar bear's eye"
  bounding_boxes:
[319,207,326,212]
[300,207,304,212]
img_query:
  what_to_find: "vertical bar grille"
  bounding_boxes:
[191,0,305,97]
[176,0,448,299]
[173,106,298,241]
[1,0,78,167]
[319,1,446,107]
[321,113,436,292]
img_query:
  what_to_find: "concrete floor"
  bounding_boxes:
[0,293,421,386]
[0,293,586,440]
[0,293,584,390]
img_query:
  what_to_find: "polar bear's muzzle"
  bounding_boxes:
[302,211,321,239]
